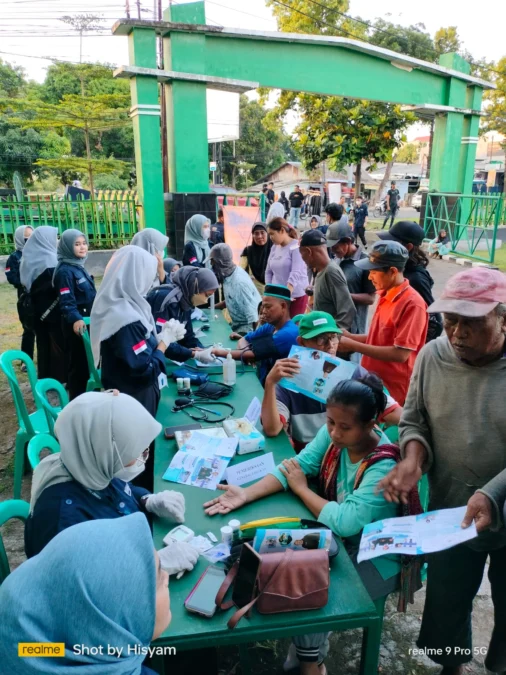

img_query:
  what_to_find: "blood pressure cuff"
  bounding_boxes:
[171,368,209,385]
[248,333,280,362]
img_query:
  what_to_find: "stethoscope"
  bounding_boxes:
[171,397,235,423]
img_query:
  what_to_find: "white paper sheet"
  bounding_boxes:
[226,452,275,486]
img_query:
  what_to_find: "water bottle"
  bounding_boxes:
[223,351,236,385]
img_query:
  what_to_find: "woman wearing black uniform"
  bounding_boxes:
[53,229,96,400]
[5,225,35,362]
[19,226,66,382]
[90,246,185,491]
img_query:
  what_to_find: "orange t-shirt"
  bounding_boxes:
[361,280,428,405]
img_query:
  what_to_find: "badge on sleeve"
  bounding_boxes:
[132,340,147,355]
[60,287,71,295]
[158,372,168,389]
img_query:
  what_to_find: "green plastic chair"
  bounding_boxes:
[34,378,69,435]
[27,434,60,469]
[0,351,50,499]
[0,499,30,585]
[82,317,102,392]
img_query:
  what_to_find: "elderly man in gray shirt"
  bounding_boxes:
[379,267,506,675]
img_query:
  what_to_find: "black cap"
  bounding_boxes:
[300,229,327,247]
[377,220,425,246]
[326,222,354,247]
[354,241,409,271]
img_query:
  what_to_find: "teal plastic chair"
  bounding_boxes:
[35,378,69,435]
[0,351,50,499]
[82,317,102,392]
[0,499,30,585]
[27,434,61,469]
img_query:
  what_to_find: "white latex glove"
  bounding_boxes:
[145,491,185,523]
[194,346,217,364]
[158,541,199,578]
[158,319,186,346]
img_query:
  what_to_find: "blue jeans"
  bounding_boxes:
[289,207,301,227]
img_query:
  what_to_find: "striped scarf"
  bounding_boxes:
[318,440,423,612]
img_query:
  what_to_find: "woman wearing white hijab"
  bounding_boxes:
[182,214,211,268]
[24,392,196,580]
[19,225,66,382]
[131,227,169,283]
[266,201,285,224]
[2,513,171,675]
[5,225,35,361]
[90,246,185,490]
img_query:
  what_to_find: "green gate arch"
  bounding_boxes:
[112,1,494,233]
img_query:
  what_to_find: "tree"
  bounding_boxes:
[220,95,295,189]
[0,59,26,98]
[370,20,436,61]
[395,142,419,164]
[59,14,104,63]
[434,26,461,58]
[264,2,421,196]
[7,93,130,194]
[295,96,414,192]
[481,57,506,149]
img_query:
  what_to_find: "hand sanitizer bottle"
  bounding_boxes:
[223,351,236,385]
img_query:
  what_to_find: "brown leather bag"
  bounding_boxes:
[215,547,330,629]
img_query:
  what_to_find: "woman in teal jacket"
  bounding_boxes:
[205,374,415,675]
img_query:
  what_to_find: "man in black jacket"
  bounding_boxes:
[288,185,305,228]
[378,221,442,341]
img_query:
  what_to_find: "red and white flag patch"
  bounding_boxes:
[5,268,10,272]
[60,287,70,295]
[132,340,147,355]
[189,257,197,264]
[156,318,167,327]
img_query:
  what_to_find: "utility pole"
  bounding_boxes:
[136,0,141,20]
[159,0,168,193]
[60,14,103,63]
[126,0,130,18]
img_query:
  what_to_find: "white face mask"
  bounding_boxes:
[201,227,210,240]
[113,443,146,482]
[191,292,208,307]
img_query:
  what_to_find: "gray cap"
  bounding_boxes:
[354,240,409,271]
[325,221,354,247]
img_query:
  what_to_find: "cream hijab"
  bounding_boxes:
[30,391,162,512]
[90,245,158,367]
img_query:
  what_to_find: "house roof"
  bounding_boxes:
[413,136,430,143]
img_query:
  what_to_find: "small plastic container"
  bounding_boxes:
[183,377,191,392]
[176,378,184,393]
[228,519,241,545]
[220,525,233,547]
[223,351,236,385]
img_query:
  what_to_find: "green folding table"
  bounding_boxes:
[151,312,382,674]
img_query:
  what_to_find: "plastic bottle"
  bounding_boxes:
[223,351,236,385]
[228,519,241,545]
[221,525,233,547]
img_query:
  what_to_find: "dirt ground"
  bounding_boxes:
[0,250,496,675]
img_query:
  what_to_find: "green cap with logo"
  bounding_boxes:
[293,311,342,339]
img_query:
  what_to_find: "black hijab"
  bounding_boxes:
[241,223,272,285]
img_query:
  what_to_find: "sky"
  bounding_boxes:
[1,0,505,140]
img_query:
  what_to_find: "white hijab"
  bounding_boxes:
[266,202,285,224]
[19,226,58,291]
[30,391,162,512]
[90,245,158,367]
[131,228,169,256]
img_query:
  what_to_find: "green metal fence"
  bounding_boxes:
[423,193,504,264]
[0,195,140,255]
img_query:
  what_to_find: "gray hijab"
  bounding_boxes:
[19,225,58,291]
[209,243,236,282]
[131,228,169,256]
[30,391,162,513]
[90,246,158,367]
[52,228,89,283]
[310,215,322,227]
[163,258,182,276]
[172,265,218,310]
[14,225,32,252]
[184,214,211,263]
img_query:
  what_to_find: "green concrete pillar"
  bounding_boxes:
[163,2,210,193]
[429,53,480,195]
[128,28,165,231]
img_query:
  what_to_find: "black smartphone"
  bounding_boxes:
[164,423,202,439]
[232,543,262,609]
